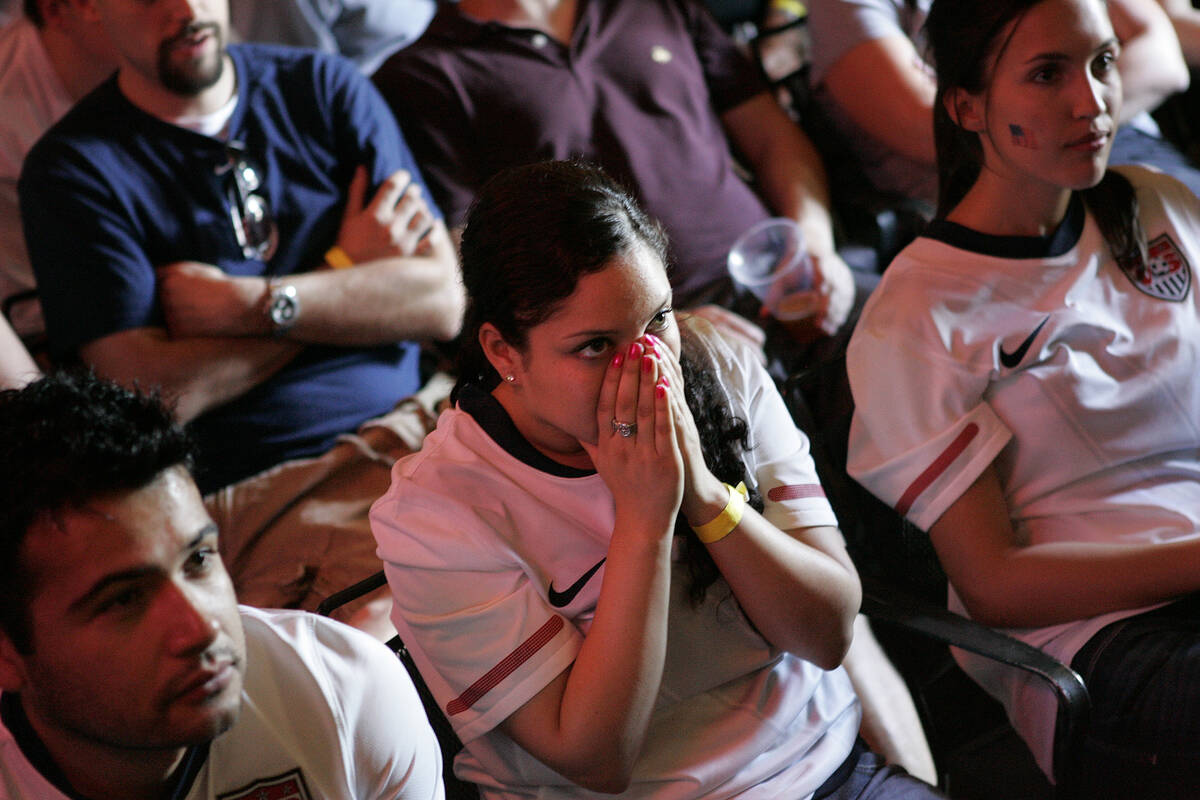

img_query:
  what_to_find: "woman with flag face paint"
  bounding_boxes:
[847,0,1200,794]
[371,160,946,800]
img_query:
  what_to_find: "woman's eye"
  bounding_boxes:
[1092,52,1116,77]
[649,308,674,330]
[185,547,217,576]
[577,338,611,358]
[1030,65,1058,84]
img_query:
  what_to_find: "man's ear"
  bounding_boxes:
[945,87,985,133]
[0,631,28,694]
[479,323,522,383]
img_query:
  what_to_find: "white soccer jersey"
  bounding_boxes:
[0,607,445,800]
[847,165,1200,775]
[371,321,859,800]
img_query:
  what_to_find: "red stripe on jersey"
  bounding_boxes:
[895,423,979,517]
[767,484,826,502]
[445,616,565,716]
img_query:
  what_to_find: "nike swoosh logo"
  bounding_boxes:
[547,558,606,608]
[998,315,1050,369]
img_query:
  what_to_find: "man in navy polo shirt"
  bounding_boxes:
[18,0,463,626]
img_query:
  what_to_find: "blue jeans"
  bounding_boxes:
[1068,592,1200,798]
[815,740,946,800]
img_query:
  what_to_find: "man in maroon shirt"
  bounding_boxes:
[373,0,855,341]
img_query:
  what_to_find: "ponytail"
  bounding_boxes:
[932,93,982,219]
[1083,169,1146,275]
[674,328,765,607]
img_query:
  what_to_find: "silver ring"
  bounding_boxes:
[611,418,637,438]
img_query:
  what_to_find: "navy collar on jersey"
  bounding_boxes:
[458,384,596,479]
[0,692,210,800]
[924,192,1085,259]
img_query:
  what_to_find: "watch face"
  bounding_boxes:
[269,286,298,327]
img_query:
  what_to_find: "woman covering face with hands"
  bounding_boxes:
[370,161,944,800]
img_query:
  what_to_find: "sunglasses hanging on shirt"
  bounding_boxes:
[216,141,279,262]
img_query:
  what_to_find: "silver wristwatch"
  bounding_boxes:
[267,282,300,335]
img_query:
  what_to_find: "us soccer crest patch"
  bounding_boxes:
[217,769,311,800]
[1120,233,1192,301]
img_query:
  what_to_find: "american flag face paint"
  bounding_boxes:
[1008,124,1039,149]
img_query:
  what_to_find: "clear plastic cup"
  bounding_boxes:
[726,218,815,321]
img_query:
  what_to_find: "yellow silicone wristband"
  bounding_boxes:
[769,0,807,18]
[325,245,354,270]
[692,481,749,544]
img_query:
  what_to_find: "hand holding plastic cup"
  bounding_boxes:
[726,218,815,321]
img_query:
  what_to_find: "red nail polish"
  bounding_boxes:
[643,355,654,373]
[656,383,667,399]
[612,353,624,368]
[661,375,670,388]
[628,342,640,357]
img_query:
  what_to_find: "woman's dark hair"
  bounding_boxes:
[458,160,763,604]
[926,0,1145,267]
[674,329,766,606]
[23,0,44,29]
[455,160,670,401]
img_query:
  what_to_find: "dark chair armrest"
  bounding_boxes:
[316,569,480,800]
[861,576,1090,787]
[315,569,388,617]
